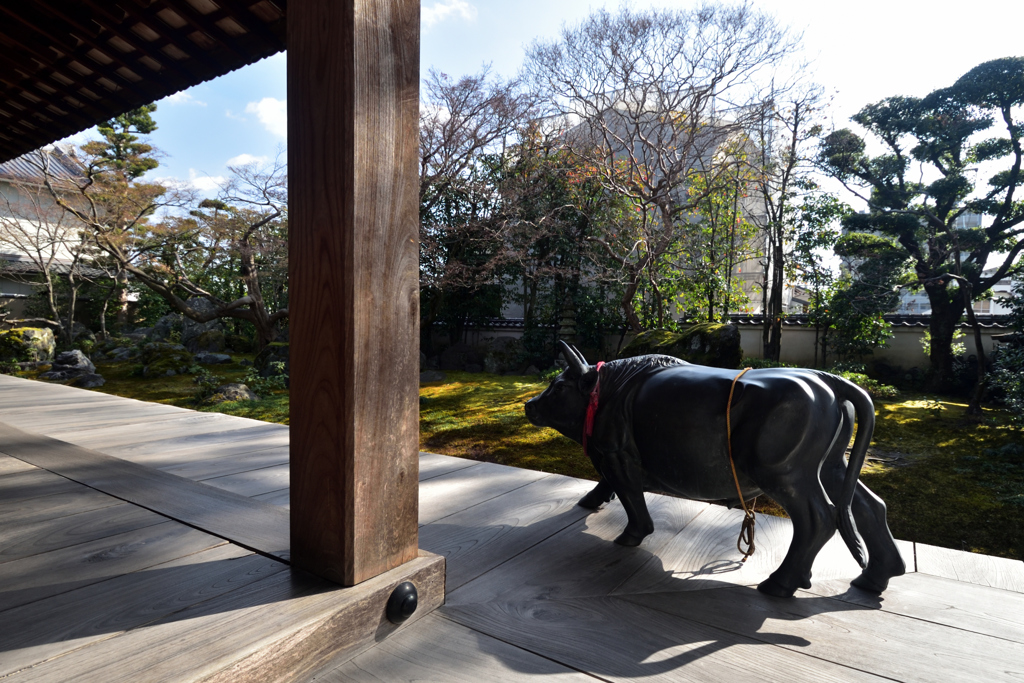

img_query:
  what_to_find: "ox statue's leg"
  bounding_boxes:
[599,451,654,547]
[820,404,906,593]
[757,478,837,598]
[578,478,616,510]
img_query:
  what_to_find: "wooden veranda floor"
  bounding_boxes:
[1,373,1023,682]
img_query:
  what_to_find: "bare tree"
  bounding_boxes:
[748,82,828,360]
[0,149,95,344]
[418,67,537,342]
[524,3,798,330]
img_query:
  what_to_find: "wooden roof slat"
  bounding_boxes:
[0,17,151,118]
[0,4,175,109]
[0,0,287,162]
[36,0,206,87]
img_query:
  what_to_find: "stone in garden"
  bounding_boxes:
[211,383,259,402]
[525,365,540,375]
[195,352,232,364]
[254,342,289,377]
[108,347,133,361]
[39,349,97,382]
[139,342,193,378]
[68,373,106,389]
[149,314,183,341]
[0,327,55,362]
[239,359,253,367]
[71,322,95,342]
[439,342,483,371]
[619,322,742,369]
[181,298,226,352]
[482,337,523,375]
[419,370,446,383]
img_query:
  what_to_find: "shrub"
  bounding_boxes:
[834,371,899,399]
[741,358,798,370]
[192,367,226,402]
[242,362,287,395]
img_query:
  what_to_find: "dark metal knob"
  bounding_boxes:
[386,581,418,624]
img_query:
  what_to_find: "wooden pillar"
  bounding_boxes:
[288,0,420,586]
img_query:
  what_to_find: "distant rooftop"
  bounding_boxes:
[0,147,85,185]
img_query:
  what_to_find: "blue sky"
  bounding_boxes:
[61,0,1020,194]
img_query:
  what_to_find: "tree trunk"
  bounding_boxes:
[925,284,964,392]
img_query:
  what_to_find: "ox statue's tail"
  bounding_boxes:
[820,373,874,569]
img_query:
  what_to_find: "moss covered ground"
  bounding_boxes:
[20,364,1023,560]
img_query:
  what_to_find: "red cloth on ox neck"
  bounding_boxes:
[582,361,605,459]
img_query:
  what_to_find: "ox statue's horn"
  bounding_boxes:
[558,340,588,375]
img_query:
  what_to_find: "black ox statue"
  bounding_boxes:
[524,342,906,598]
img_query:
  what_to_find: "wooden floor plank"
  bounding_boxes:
[100,424,289,467]
[446,493,706,606]
[0,502,167,564]
[609,504,913,598]
[418,462,550,526]
[0,486,123,527]
[318,613,596,682]
[621,585,1024,682]
[0,403,188,433]
[7,553,445,683]
[201,464,290,498]
[158,447,289,481]
[806,572,1024,644]
[0,469,82,504]
[0,453,36,476]
[419,474,594,591]
[0,421,290,560]
[0,522,226,613]
[442,596,886,682]
[0,544,284,678]
[418,452,478,481]
[52,414,257,450]
[253,488,289,508]
[915,542,1024,593]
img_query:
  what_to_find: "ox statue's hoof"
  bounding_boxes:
[756,577,797,598]
[578,489,614,510]
[614,530,647,547]
[851,572,889,594]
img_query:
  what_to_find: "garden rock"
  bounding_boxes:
[211,383,259,402]
[181,298,226,353]
[108,347,133,361]
[254,342,289,377]
[149,314,182,341]
[139,342,193,378]
[619,323,742,369]
[483,337,523,374]
[420,370,446,383]
[0,327,55,362]
[71,322,95,342]
[439,343,483,371]
[39,349,96,382]
[195,352,232,364]
[68,373,106,389]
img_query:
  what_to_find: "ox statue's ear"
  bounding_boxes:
[558,340,588,376]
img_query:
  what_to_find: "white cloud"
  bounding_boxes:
[227,153,268,167]
[188,169,226,193]
[245,97,287,138]
[423,0,477,28]
[164,91,207,106]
